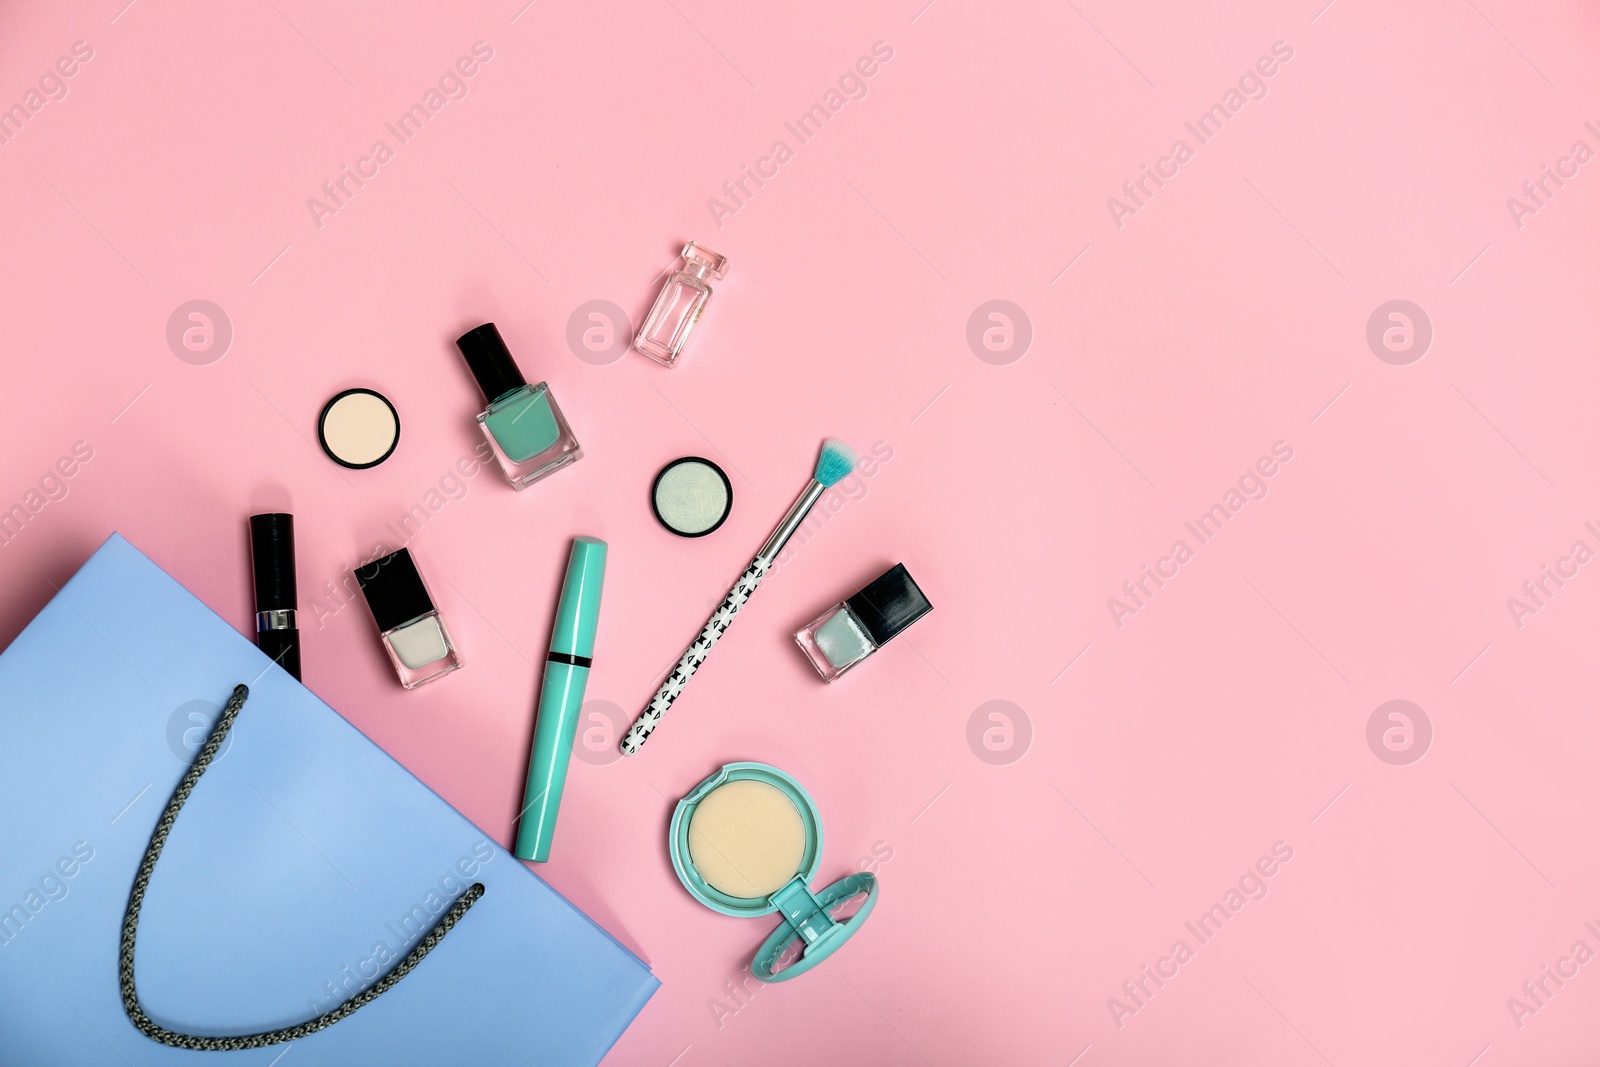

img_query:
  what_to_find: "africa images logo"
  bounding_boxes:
[306,42,495,230]
[1107,841,1294,1029]
[1105,41,1294,229]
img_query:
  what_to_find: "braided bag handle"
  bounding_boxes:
[119,684,485,1051]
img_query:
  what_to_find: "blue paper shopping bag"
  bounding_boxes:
[0,534,657,1065]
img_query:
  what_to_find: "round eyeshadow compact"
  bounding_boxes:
[651,457,732,537]
[318,388,400,469]
[669,762,879,982]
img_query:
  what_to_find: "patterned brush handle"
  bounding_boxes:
[620,556,771,755]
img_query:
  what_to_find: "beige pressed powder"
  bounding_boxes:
[319,389,400,469]
[687,779,806,898]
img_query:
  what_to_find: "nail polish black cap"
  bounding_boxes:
[249,513,297,611]
[845,563,932,647]
[455,322,526,404]
[356,548,436,632]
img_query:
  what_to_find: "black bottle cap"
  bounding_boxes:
[455,322,526,403]
[355,548,436,632]
[844,563,932,647]
[248,513,297,611]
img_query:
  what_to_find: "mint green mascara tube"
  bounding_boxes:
[514,536,607,862]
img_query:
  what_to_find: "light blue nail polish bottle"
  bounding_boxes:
[795,563,932,682]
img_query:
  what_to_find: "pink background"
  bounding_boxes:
[3,0,1600,1063]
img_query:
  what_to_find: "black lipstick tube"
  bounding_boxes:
[249,513,301,680]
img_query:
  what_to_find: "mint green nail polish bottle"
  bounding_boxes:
[456,322,582,490]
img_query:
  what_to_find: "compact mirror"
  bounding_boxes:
[669,762,878,982]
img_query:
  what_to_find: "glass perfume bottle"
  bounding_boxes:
[456,322,581,490]
[355,548,462,688]
[633,242,729,367]
[795,563,932,683]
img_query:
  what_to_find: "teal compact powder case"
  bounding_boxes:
[669,762,878,982]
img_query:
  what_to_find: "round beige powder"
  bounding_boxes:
[688,779,806,898]
[320,390,399,468]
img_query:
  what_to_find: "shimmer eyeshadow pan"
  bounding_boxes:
[651,457,732,537]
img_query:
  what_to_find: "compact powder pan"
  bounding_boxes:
[669,762,880,983]
[319,389,400,469]
[688,778,807,898]
[651,457,732,537]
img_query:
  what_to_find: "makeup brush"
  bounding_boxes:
[621,439,858,755]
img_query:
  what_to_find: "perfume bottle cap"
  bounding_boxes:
[248,513,297,611]
[679,242,728,281]
[844,563,932,647]
[456,322,527,403]
[356,548,437,632]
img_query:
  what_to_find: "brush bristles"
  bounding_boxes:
[813,438,857,487]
